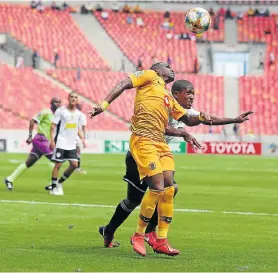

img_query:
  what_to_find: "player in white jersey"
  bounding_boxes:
[99,79,253,248]
[75,103,87,174]
[45,92,86,195]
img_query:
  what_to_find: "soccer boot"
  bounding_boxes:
[4,178,13,191]
[52,183,64,196]
[75,168,87,174]
[98,226,120,248]
[130,232,146,256]
[144,231,157,247]
[152,238,180,256]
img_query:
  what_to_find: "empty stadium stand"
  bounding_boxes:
[94,11,224,72]
[0,4,109,69]
[0,65,128,130]
[239,76,278,135]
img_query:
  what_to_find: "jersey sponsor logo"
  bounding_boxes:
[187,142,262,155]
[164,95,170,108]
[133,70,144,77]
[65,123,77,129]
[149,162,156,170]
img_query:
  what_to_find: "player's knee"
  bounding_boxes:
[162,170,174,188]
[162,186,175,203]
[70,161,78,169]
[123,198,140,210]
[54,163,62,170]
[173,183,179,197]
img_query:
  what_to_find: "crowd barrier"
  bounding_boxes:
[0,132,277,157]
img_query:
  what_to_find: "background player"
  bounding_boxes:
[99,79,253,248]
[76,103,87,174]
[4,97,61,190]
[89,63,208,257]
[45,92,86,195]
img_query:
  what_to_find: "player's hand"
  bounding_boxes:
[88,106,103,118]
[235,111,254,123]
[50,140,56,151]
[26,136,33,145]
[200,112,213,125]
[182,132,202,150]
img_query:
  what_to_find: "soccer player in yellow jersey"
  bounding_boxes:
[89,62,205,257]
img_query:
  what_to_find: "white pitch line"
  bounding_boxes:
[0,200,278,217]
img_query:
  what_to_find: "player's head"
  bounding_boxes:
[171,80,195,109]
[150,62,175,83]
[68,92,79,107]
[50,97,61,112]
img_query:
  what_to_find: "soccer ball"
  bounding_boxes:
[185,7,211,34]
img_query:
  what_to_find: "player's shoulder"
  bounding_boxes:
[132,69,157,78]
[40,108,52,115]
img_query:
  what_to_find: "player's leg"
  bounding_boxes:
[45,148,64,194]
[4,134,45,190]
[145,181,178,246]
[54,149,78,195]
[4,153,39,190]
[151,149,179,256]
[129,135,165,256]
[99,151,147,247]
[75,141,86,174]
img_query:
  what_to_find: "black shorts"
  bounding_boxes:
[123,151,177,204]
[52,148,78,162]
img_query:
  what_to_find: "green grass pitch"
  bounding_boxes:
[0,153,277,272]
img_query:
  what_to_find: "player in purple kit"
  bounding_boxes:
[4,97,61,190]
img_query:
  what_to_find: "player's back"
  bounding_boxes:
[129,70,185,142]
[34,108,53,140]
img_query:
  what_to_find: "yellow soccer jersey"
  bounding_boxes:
[129,70,187,142]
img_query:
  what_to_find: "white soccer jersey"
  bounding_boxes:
[165,107,200,144]
[53,106,86,150]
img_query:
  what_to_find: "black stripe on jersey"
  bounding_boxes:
[54,121,61,144]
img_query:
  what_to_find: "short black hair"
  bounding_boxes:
[150,62,164,70]
[171,80,194,93]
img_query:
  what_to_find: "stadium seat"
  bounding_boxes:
[94,11,224,72]
[0,65,128,131]
[0,4,109,70]
[239,76,278,135]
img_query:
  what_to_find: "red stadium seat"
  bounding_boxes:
[94,11,224,73]
[239,76,278,135]
[0,5,109,70]
[0,65,128,131]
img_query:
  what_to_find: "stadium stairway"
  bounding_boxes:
[224,77,239,134]
[0,48,14,66]
[224,18,237,46]
[71,13,136,72]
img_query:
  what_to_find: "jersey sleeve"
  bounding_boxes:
[188,107,200,117]
[170,98,187,121]
[52,108,62,125]
[128,70,157,88]
[33,110,46,124]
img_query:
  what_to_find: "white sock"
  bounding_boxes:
[7,163,27,183]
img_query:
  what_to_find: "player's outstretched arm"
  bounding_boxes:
[88,78,133,118]
[166,125,202,150]
[202,111,253,126]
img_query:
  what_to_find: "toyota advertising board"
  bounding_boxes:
[187,142,262,155]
